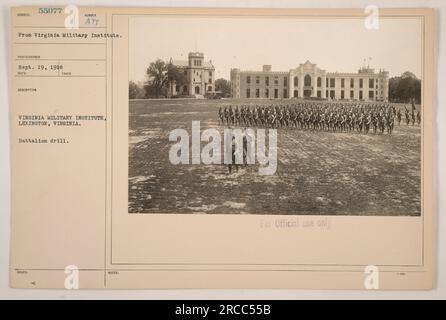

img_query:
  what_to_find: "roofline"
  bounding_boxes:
[232,70,388,77]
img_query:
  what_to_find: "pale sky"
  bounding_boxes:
[129,16,422,82]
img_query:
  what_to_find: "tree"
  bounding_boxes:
[389,71,421,104]
[145,59,169,98]
[129,81,139,99]
[401,71,417,79]
[144,82,168,98]
[144,60,188,98]
[129,81,145,99]
[215,78,231,97]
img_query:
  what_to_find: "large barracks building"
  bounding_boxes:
[230,60,389,101]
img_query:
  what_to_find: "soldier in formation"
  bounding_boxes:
[218,101,414,135]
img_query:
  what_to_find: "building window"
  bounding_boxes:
[341,91,345,99]
[266,76,269,86]
[359,79,363,89]
[283,89,288,98]
[284,77,288,86]
[369,79,374,88]
[256,76,260,84]
[317,90,321,98]
[317,77,322,87]
[294,76,298,87]
[294,90,298,98]
[175,85,180,92]
[208,86,212,92]
[350,78,354,88]
[330,90,335,99]
[209,71,212,76]
[326,78,329,87]
[256,88,260,98]
[350,90,354,98]
[274,88,278,98]
[304,74,311,86]
[369,90,374,99]
[246,88,250,98]
[330,78,335,88]
[265,88,269,98]
[274,77,278,85]
[209,78,212,84]
[326,90,328,97]
[183,85,188,93]
[247,76,251,84]
[341,79,345,88]
[359,91,363,100]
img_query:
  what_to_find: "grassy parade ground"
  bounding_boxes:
[128,98,421,216]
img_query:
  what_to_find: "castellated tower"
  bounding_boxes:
[170,52,215,97]
[188,52,205,95]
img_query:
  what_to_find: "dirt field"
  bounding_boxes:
[128,99,421,215]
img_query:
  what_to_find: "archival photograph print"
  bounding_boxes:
[128,16,422,215]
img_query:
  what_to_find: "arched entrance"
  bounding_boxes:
[195,86,200,94]
[303,74,312,98]
[304,89,312,97]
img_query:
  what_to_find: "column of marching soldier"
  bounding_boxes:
[218,101,421,135]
